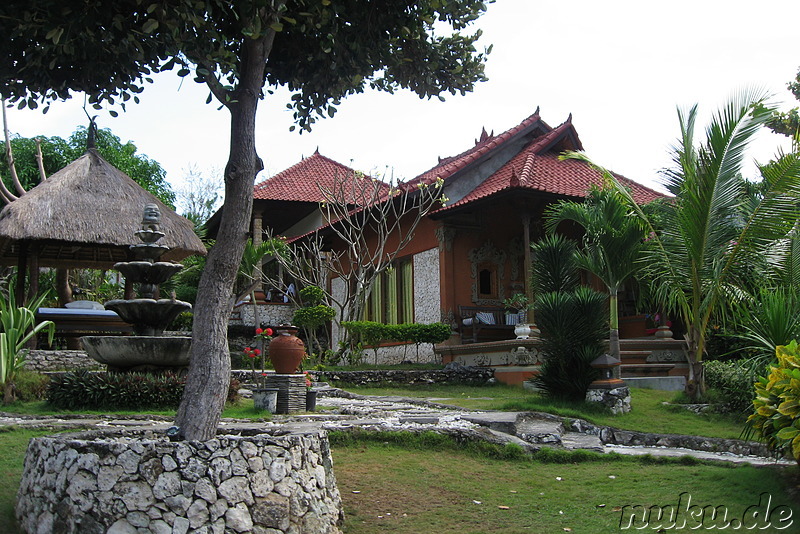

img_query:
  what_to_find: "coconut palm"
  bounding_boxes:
[567,88,800,399]
[544,186,648,362]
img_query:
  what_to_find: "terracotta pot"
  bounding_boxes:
[268,325,306,374]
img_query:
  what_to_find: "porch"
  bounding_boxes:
[436,335,689,389]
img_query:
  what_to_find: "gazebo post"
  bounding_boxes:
[25,249,39,302]
[15,240,27,305]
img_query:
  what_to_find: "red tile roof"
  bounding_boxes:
[406,109,550,188]
[431,116,664,212]
[254,151,382,203]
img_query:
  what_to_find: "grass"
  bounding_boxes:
[330,431,800,534]
[339,384,746,439]
[0,428,57,534]
[4,427,797,534]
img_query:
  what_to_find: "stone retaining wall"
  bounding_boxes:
[24,350,102,373]
[16,429,344,534]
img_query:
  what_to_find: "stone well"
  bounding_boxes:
[16,428,343,534]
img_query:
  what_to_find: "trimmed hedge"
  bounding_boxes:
[47,370,240,410]
[342,321,451,346]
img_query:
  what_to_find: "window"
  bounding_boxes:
[364,258,414,324]
[477,262,497,299]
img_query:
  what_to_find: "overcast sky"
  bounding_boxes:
[5,0,800,205]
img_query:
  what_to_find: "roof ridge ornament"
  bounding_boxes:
[86,116,98,150]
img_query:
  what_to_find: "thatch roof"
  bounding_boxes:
[0,149,206,269]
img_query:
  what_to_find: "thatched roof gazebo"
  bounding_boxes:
[0,148,206,301]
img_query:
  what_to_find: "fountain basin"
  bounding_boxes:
[104,298,191,336]
[113,261,185,286]
[82,336,191,370]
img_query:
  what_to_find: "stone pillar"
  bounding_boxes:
[264,373,307,414]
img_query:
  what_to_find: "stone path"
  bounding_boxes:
[0,387,791,467]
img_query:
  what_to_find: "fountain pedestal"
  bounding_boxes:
[263,374,307,414]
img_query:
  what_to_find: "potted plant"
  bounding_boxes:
[247,327,280,412]
[304,371,317,411]
[503,293,532,338]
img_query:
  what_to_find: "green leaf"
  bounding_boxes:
[269,22,284,32]
[777,426,799,440]
[142,19,159,34]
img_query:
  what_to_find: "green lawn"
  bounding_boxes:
[331,432,799,534]
[340,384,747,440]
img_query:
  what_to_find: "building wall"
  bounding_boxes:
[331,246,442,364]
[413,247,440,324]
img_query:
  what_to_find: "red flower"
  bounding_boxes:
[255,328,263,335]
[253,348,261,356]
[264,327,274,336]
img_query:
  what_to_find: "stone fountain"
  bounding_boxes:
[82,204,193,371]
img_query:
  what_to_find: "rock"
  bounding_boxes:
[252,494,290,530]
[225,503,254,533]
[218,476,254,506]
[107,519,138,534]
[194,477,218,504]
[117,481,156,511]
[187,499,210,529]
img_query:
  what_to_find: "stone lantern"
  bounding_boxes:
[585,353,631,414]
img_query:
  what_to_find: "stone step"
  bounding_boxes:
[560,432,604,451]
[621,363,675,377]
[514,418,564,445]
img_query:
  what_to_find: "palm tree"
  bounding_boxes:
[567,88,800,399]
[545,186,648,363]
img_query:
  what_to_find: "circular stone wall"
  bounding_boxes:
[16,429,343,534]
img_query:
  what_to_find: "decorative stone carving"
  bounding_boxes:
[435,225,457,252]
[507,236,524,282]
[646,349,687,363]
[468,240,507,306]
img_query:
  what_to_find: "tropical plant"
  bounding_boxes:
[0,289,54,403]
[531,235,607,400]
[567,88,800,399]
[745,341,800,464]
[545,185,648,362]
[732,287,800,370]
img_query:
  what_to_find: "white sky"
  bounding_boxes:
[5,0,799,203]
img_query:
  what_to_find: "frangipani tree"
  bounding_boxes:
[545,185,648,362]
[567,88,800,399]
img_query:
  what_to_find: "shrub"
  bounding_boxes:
[341,321,451,364]
[530,236,606,400]
[299,285,325,306]
[13,369,50,401]
[47,371,240,411]
[293,305,336,330]
[746,341,800,464]
[704,359,758,414]
[168,311,194,331]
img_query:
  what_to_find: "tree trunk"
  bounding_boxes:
[3,381,15,405]
[174,35,270,441]
[684,326,706,400]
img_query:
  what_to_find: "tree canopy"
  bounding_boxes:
[1,126,175,206]
[1,0,491,130]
